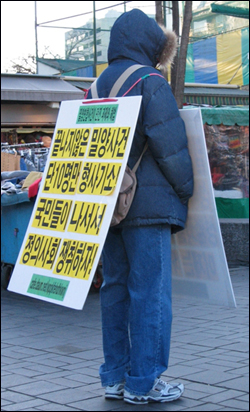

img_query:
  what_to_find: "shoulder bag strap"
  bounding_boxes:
[91,64,146,98]
[91,64,148,166]
[132,143,148,173]
[90,78,99,98]
[111,64,148,169]
[109,64,146,97]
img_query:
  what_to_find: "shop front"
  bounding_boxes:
[198,105,249,266]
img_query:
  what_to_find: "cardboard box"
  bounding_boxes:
[1,152,20,172]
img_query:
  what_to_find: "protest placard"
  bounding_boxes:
[8,96,142,310]
[172,108,236,307]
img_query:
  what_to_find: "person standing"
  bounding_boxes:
[86,8,194,405]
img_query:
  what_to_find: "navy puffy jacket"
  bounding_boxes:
[86,9,194,233]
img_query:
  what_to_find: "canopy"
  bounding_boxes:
[1,73,84,102]
[211,4,249,19]
[201,105,249,125]
[184,105,249,126]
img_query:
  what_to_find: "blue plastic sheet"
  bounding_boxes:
[1,191,30,206]
[193,37,218,84]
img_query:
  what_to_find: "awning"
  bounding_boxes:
[1,127,55,133]
[1,74,85,102]
[210,4,249,19]
[64,79,93,91]
[183,105,249,126]
[200,106,249,126]
[184,86,249,106]
[1,103,59,127]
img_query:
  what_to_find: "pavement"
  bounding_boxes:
[1,266,249,412]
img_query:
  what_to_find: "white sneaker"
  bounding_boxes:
[105,382,124,400]
[124,378,184,404]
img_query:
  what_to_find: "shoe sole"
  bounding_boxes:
[105,393,124,400]
[124,387,184,405]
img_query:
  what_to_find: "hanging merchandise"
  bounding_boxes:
[1,142,49,173]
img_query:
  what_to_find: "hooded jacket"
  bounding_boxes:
[86,9,194,233]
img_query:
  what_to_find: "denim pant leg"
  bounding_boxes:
[99,228,130,386]
[99,224,172,394]
[123,224,172,395]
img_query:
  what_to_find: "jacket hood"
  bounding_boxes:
[108,9,177,68]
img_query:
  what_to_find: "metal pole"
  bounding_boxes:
[35,1,38,73]
[124,1,126,12]
[163,1,166,26]
[93,1,97,77]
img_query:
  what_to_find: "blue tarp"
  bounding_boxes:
[193,37,218,84]
[1,191,30,206]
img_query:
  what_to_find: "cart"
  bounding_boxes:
[1,190,34,289]
[1,183,103,291]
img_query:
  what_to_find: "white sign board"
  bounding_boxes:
[172,108,236,307]
[8,96,142,310]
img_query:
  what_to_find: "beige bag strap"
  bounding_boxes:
[112,65,148,171]
[91,64,146,99]
[91,65,148,170]
[90,79,99,98]
[109,64,146,97]
[132,143,148,173]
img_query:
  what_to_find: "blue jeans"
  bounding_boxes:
[99,224,172,395]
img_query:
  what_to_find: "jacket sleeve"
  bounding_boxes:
[144,82,194,205]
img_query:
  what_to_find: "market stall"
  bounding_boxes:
[202,106,249,219]
[184,105,249,219]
